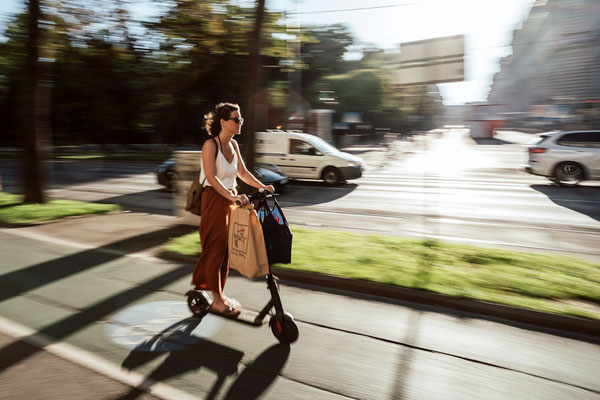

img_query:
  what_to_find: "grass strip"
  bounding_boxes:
[0,192,121,223]
[0,192,23,207]
[164,225,600,320]
[56,155,105,159]
[54,154,171,161]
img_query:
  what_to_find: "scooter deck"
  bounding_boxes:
[209,307,269,326]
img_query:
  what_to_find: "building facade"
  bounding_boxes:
[487,0,600,129]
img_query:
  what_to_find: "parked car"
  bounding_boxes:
[154,158,289,193]
[255,130,366,185]
[235,163,289,194]
[525,130,600,186]
[154,158,178,191]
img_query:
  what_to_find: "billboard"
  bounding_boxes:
[390,34,465,86]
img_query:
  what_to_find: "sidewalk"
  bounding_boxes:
[2,210,600,399]
[2,211,598,338]
[0,330,160,400]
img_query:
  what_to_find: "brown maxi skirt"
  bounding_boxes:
[191,186,233,291]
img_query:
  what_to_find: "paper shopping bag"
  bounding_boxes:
[228,204,269,278]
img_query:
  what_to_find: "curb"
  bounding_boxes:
[158,251,600,339]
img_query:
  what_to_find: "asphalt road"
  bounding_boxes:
[2,130,600,399]
[2,130,599,260]
[1,226,599,399]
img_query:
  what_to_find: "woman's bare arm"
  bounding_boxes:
[232,140,273,192]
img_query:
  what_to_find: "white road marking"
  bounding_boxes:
[0,315,200,400]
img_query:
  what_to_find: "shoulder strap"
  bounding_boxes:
[215,136,222,158]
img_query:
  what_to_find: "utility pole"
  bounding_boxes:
[22,0,46,203]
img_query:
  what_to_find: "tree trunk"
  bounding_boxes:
[22,0,45,203]
[242,0,266,171]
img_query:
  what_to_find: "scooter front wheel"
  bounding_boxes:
[270,312,299,344]
[186,290,211,318]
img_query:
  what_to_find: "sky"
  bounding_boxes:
[0,0,535,105]
[267,0,535,105]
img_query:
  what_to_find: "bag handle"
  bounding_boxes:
[258,196,285,220]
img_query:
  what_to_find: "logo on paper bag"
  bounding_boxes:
[231,222,249,256]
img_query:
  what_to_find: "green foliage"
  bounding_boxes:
[0,192,22,207]
[0,1,441,145]
[163,231,201,256]
[164,225,600,320]
[0,192,121,223]
[307,48,443,130]
[0,1,292,146]
[299,24,354,89]
[319,69,383,112]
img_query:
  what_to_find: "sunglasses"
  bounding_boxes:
[227,117,244,124]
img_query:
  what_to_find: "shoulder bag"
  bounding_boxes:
[185,137,218,216]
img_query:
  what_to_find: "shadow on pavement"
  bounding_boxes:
[117,317,289,400]
[531,184,600,222]
[0,223,196,374]
[98,189,175,216]
[278,182,357,207]
[223,344,290,400]
[0,264,192,374]
[118,317,244,400]
[390,312,422,400]
[472,138,512,145]
[0,224,194,303]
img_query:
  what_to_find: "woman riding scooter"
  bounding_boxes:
[191,102,274,317]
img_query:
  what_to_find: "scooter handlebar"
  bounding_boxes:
[235,189,273,205]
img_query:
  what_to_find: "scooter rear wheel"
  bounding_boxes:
[270,312,299,344]
[186,290,210,318]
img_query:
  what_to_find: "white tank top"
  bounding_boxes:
[199,140,238,189]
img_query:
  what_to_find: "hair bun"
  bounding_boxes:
[204,103,240,136]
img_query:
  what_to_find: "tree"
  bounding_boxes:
[318,70,383,112]
[143,0,285,145]
[300,25,354,92]
[0,12,30,147]
[22,0,46,203]
[1,1,372,150]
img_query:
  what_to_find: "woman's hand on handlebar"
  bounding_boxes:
[261,185,275,194]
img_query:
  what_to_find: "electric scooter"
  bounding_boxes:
[185,190,299,344]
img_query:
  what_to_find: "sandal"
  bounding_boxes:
[224,296,241,309]
[209,303,241,318]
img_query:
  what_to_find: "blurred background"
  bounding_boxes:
[1,2,600,398]
[2,0,597,151]
[1,0,599,206]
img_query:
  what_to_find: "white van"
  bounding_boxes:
[255,130,366,184]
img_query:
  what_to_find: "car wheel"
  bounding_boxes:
[165,170,179,192]
[553,162,583,186]
[322,167,341,185]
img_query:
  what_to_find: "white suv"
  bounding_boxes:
[525,130,600,186]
